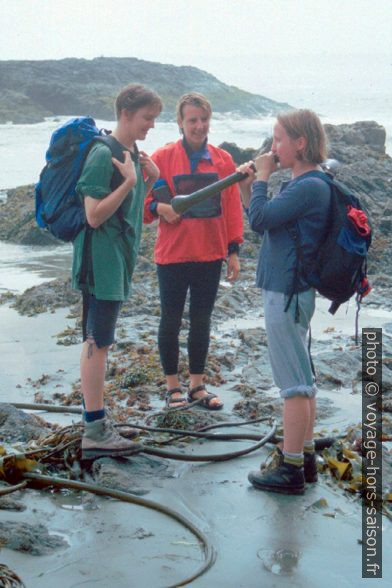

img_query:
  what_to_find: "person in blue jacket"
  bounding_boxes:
[238,109,331,495]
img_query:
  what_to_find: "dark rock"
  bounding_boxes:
[379,216,392,234]
[238,328,268,348]
[315,351,362,388]
[10,277,80,316]
[91,459,150,495]
[0,89,51,124]
[324,121,386,154]
[219,142,258,164]
[219,136,272,164]
[0,497,26,511]
[0,184,59,245]
[0,57,292,124]
[0,521,67,555]
[92,454,175,491]
[0,403,51,442]
[233,397,280,419]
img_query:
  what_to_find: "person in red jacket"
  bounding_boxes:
[144,92,243,409]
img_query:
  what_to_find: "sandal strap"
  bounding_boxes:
[166,387,187,407]
[166,387,183,398]
[188,391,223,409]
[197,392,219,404]
[188,385,207,399]
[203,392,218,401]
[188,386,223,410]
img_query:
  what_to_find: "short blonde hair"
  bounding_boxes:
[176,92,212,125]
[277,109,327,164]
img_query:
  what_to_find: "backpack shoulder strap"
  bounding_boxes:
[95,134,125,160]
[94,133,140,191]
[285,222,301,321]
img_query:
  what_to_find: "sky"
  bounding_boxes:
[0,0,391,116]
[0,1,391,69]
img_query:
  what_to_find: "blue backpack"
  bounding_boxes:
[35,117,125,242]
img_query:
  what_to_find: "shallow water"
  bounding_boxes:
[0,241,72,293]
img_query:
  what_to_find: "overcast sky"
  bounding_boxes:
[0,0,391,105]
[1,1,390,62]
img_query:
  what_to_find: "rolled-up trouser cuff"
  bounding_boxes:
[280,384,318,399]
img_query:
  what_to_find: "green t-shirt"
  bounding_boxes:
[72,142,145,301]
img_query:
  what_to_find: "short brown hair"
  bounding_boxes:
[176,92,212,124]
[277,109,327,164]
[115,84,163,119]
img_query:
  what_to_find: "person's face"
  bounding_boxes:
[125,105,160,141]
[271,121,305,169]
[179,105,211,150]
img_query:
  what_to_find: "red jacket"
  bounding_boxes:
[144,140,244,264]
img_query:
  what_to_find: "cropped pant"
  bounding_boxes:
[157,260,223,375]
[263,288,317,398]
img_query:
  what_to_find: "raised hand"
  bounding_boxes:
[236,160,256,208]
[112,151,137,185]
[139,150,160,183]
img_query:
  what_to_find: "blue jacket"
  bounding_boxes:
[247,171,331,294]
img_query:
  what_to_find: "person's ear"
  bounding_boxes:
[295,136,307,160]
[122,109,134,123]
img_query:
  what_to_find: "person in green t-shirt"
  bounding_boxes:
[72,84,162,460]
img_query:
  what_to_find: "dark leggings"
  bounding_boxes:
[157,260,223,375]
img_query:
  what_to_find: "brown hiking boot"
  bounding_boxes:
[83,408,139,439]
[260,447,318,483]
[81,417,143,460]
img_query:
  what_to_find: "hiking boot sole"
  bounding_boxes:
[260,464,317,484]
[248,471,305,495]
[250,479,305,495]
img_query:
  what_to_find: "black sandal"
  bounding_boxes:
[165,387,188,409]
[188,385,224,411]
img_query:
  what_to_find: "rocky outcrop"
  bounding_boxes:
[0,57,291,123]
[0,403,52,442]
[0,521,67,555]
[325,121,386,156]
[0,185,58,245]
[325,122,392,280]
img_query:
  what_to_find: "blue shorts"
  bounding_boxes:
[82,293,122,348]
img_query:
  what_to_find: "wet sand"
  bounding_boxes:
[2,436,391,587]
[0,299,391,587]
[0,245,391,587]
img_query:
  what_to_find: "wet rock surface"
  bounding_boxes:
[0,521,67,555]
[90,455,176,495]
[0,184,58,246]
[0,496,26,512]
[0,403,52,443]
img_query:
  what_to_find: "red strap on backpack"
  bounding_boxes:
[358,277,372,298]
[347,205,371,237]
